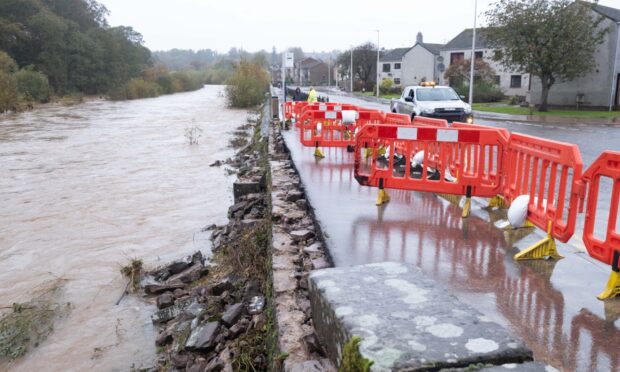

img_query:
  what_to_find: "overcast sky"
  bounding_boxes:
[99,0,620,53]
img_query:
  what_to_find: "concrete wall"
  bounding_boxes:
[438,49,530,97]
[530,18,619,108]
[401,44,438,87]
[378,61,403,86]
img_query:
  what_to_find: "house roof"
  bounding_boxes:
[442,28,491,51]
[417,42,444,55]
[380,48,410,62]
[590,2,620,22]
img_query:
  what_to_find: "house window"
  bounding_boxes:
[494,75,500,85]
[383,63,391,72]
[394,63,401,70]
[474,51,483,60]
[450,52,464,65]
[394,78,401,85]
[510,75,522,88]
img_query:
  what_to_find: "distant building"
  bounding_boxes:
[438,28,530,97]
[294,57,330,86]
[377,33,444,88]
[530,2,620,108]
[401,33,444,87]
[378,48,409,87]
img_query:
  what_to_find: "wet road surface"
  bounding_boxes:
[281,91,620,371]
[0,86,244,371]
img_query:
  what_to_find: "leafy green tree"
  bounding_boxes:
[443,58,496,86]
[0,51,17,73]
[0,71,18,112]
[485,0,608,111]
[15,68,51,102]
[226,60,269,108]
[337,43,378,91]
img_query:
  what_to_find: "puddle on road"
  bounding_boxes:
[282,131,620,372]
[0,86,246,371]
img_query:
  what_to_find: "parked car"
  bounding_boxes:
[391,82,473,123]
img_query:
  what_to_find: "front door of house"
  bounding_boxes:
[615,74,620,107]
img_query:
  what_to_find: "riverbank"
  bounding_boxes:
[131,102,333,371]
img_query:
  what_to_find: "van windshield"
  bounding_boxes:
[416,88,460,101]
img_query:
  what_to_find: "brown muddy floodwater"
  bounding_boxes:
[0,86,247,371]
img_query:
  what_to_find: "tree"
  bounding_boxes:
[485,0,608,111]
[443,58,496,86]
[337,43,378,91]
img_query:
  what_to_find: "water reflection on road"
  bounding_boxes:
[0,86,245,371]
[282,132,620,372]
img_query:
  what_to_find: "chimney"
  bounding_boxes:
[416,32,423,44]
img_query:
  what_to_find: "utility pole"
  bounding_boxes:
[609,21,620,111]
[376,30,380,97]
[350,45,354,92]
[468,0,478,107]
[328,56,331,87]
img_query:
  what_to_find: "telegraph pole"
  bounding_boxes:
[468,0,478,107]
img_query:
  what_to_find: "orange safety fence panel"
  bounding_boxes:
[296,102,359,127]
[354,124,507,197]
[283,101,294,120]
[413,116,449,128]
[299,109,384,148]
[582,151,620,266]
[452,122,510,141]
[503,133,584,243]
[385,112,412,125]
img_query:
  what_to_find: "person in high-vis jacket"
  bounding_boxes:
[307,87,317,103]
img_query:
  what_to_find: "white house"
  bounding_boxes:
[378,48,408,87]
[439,28,530,97]
[530,2,620,108]
[400,33,444,87]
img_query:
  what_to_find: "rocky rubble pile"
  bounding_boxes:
[143,132,272,371]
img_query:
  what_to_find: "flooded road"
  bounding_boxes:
[281,91,620,371]
[0,86,245,371]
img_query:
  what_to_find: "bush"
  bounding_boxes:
[454,81,504,103]
[15,69,51,103]
[0,71,18,112]
[109,78,162,100]
[225,61,269,108]
[171,70,203,92]
[380,79,393,95]
[0,51,17,74]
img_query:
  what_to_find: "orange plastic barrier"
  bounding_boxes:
[385,112,413,125]
[297,102,359,127]
[354,124,508,197]
[582,151,620,266]
[413,116,449,128]
[283,101,294,120]
[504,133,584,243]
[452,122,510,141]
[299,109,384,148]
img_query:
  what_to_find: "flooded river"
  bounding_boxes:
[0,86,245,371]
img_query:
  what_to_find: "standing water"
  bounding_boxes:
[0,86,246,371]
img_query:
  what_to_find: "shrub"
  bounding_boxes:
[109,78,162,100]
[379,79,393,95]
[15,69,51,103]
[0,71,18,112]
[0,51,17,74]
[454,81,504,103]
[171,70,203,92]
[225,61,269,108]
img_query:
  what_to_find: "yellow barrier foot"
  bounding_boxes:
[462,197,472,218]
[376,189,390,206]
[514,223,563,261]
[598,271,620,300]
[376,178,390,206]
[314,147,325,158]
[487,195,508,209]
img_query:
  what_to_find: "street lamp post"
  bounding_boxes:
[350,45,354,92]
[609,21,620,111]
[468,0,478,107]
[376,30,380,98]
